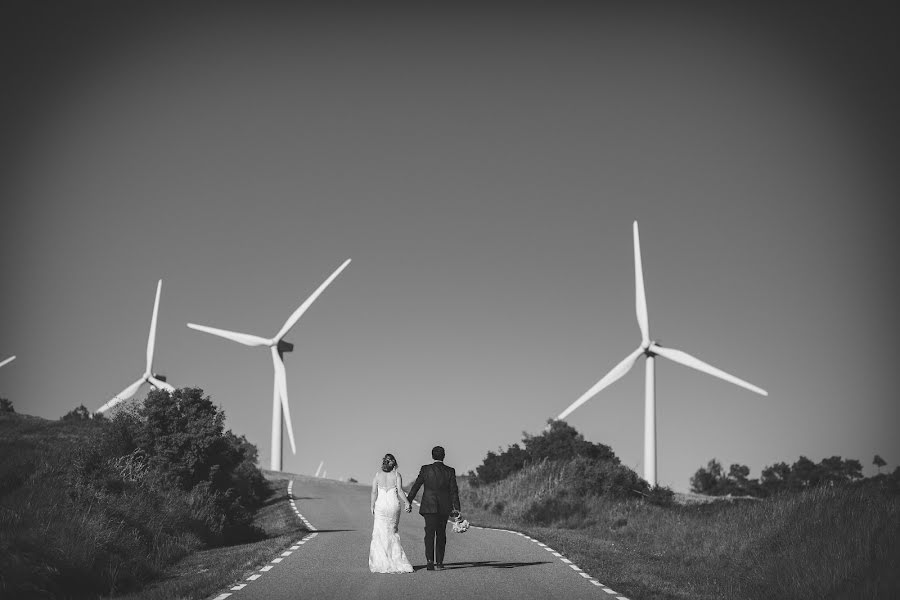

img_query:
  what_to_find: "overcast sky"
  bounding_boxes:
[2,2,898,491]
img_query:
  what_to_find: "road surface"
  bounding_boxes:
[213,475,631,600]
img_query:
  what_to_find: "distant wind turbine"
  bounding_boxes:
[0,356,15,369]
[557,221,767,487]
[97,280,175,414]
[187,259,351,472]
[315,460,325,477]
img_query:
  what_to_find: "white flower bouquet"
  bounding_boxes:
[449,510,469,533]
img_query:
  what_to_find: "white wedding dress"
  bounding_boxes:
[369,473,414,574]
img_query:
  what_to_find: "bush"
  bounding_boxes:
[61,404,91,421]
[98,388,272,543]
[473,420,619,485]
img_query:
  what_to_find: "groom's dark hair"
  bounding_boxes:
[432,446,445,461]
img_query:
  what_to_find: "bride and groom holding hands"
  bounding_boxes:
[369,446,461,574]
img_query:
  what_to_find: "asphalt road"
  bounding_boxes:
[213,475,631,600]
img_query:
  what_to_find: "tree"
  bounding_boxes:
[791,456,821,488]
[99,387,271,543]
[136,387,228,490]
[472,420,619,485]
[475,444,529,485]
[839,458,863,482]
[0,397,13,413]
[761,461,792,494]
[61,404,91,421]
[874,454,886,474]
[523,420,616,463]
[820,456,845,486]
[690,459,724,494]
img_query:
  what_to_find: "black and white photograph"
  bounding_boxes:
[1,2,898,598]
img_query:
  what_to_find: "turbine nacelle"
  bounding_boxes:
[277,340,294,354]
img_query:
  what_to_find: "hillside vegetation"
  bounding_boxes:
[0,389,271,599]
[461,423,900,599]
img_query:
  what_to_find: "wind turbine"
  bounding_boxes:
[187,259,351,472]
[0,356,15,369]
[557,222,767,487]
[97,280,175,414]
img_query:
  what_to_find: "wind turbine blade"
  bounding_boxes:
[187,323,270,347]
[557,346,645,420]
[275,258,352,341]
[633,221,650,345]
[98,377,145,413]
[272,349,297,455]
[0,356,15,369]
[146,280,162,372]
[147,375,175,393]
[650,344,768,396]
[315,461,324,477]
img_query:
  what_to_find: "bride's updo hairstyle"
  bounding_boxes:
[381,454,397,472]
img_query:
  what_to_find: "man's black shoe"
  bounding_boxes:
[434,564,445,571]
[426,562,435,571]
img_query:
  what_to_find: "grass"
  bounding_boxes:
[115,474,307,600]
[460,460,900,599]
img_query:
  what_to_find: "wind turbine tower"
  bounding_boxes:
[557,222,767,487]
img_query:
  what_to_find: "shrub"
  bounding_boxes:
[473,420,619,485]
[61,404,92,421]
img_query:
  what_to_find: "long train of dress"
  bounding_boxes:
[369,486,414,573]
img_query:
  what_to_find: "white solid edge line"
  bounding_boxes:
[479,524,610,593]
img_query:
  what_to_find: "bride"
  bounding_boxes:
[369,453,414,573]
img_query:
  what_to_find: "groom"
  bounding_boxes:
[406,445,461,571]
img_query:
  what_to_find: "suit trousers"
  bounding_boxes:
[423,513,450,564]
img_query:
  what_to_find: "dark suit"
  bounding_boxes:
[406,461,461,565]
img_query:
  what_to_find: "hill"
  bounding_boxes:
[0,389,272,599]
[459,456,900,599]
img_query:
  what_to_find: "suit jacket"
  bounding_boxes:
[407,461,460,516]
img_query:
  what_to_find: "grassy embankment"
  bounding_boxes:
[460,459,900,600]
[116,472,304,600]
[0,412,308,600]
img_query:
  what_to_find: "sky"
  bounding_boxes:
[1,2,898,492]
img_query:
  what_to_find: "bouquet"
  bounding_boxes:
[449,510,469,533]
